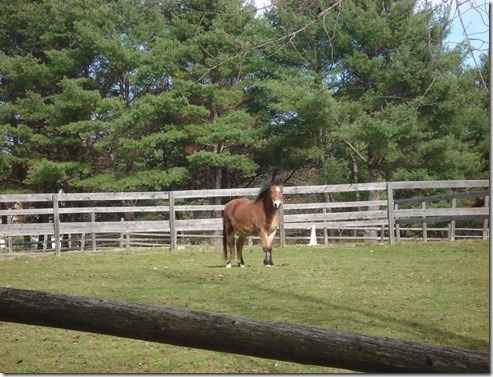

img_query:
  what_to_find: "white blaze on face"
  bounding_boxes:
[273,186,282,209]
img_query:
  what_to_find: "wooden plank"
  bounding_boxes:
[394,190,489,205]
[391,180,488,190]
[483,196,489,240]
[0,194,53,203]
[62,206,169,214]
[284,182,387,195]
[387,182,395,245]
[59,221,170,234]
[57,192,169,202]
[286,220,388,229]
[422,202,428,242]
[0,208,54,216]
[449,199,456,241]
[0,180,488,205]
[6,214,13,252]
[173,188,258,199]
[180,187,350,202]
[0,206,170,216]
[0,287,488,373]
[284,200,387,210]
[53,194,61,257]
[175,218,222,231]
[394,207,488,218]
[279,204,285,245]
[168,191,176,251]
[284,210,388,223]
[175,204,223,212]
[396,215,489,225]
[0,224,54,236]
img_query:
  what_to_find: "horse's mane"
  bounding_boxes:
[255,177,282,203]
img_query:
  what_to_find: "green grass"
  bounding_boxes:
[0,240,489,373]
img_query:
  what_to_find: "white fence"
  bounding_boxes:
[0,180,489,255]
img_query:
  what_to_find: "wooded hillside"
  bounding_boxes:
[0,0,489,194]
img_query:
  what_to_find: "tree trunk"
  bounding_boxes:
[212,162,223,246]
[211,100,223,246]
[366,161,380,239]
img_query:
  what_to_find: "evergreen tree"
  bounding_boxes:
[0,0,487,195]
[257,0,486,185]
[0,0,122,192]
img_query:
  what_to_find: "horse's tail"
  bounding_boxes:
[222,214,227,261]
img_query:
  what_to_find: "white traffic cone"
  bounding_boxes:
[308,225,317,246]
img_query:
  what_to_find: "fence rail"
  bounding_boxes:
[0,180,489,254]
[0,287,488,373]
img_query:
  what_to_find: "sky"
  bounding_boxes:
[446,0,489,53]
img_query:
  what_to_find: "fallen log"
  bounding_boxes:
[0,287,488,373]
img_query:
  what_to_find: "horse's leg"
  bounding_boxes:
[259,230,273,266]
[236,233,247,267]
[224,219,235,268]
[262,247,272,266]
[227,231,237,268]
[262,230,276,266]
[225,232,235,268]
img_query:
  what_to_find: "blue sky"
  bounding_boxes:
[446,0,489,53]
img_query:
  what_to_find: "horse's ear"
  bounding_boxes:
[270,171,283,185]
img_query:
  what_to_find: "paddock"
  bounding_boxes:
[0,241,489,373]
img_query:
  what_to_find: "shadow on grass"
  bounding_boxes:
[250,283,489,352]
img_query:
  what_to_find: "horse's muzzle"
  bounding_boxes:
[273,201,282,210]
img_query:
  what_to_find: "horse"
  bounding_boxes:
[223,175,284,268]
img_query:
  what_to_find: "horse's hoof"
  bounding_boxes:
[239,263,245,268]
[226,263,232,268]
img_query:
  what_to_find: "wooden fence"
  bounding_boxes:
[0,180,489,255]
[0,287,488,373]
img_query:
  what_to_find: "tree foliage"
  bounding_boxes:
[0,0,488,193]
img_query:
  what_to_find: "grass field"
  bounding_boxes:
[0,240,489,373]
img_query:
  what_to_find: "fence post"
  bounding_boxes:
[169,191,177,251]
[394,204,400,241]
[422,201,427,242]
[91,212,96,251]
[120,218,124,248]
[323,208,328,245]
[449,198,456,241]
[52,194,61,257]
[386,182,395,245]
[6,209,12,253]
[483,196,489,240]
[126,232,131,249]
[80,233,85,252]
[279,204,285,246]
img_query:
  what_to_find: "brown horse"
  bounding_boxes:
[223,175,284,268]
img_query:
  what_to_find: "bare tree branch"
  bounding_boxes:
[193,0,344,83]
[343,140,368,164]
[454,0,488,89]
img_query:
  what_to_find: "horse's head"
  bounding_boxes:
[269,177,284,210]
